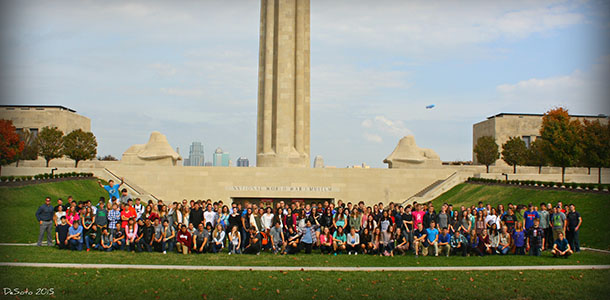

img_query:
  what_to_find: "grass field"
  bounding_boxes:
[1,267,609,300]
[0,179,107,243]
[431,183,610,250]
[1,245,608,267]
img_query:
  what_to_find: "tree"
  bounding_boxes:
[98,155,118,161]
[63,129,97,167]
[0,119,24,176]
[539,107,583,184]
[580,119,610,184]
[526,139,547,174]
[15,128,39,167]
[501,136,528,174]
[37,126,64,167]
[474,136,499,173]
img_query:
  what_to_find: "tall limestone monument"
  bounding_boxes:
[256,0,311,168]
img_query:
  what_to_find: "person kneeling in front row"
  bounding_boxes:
[552,232,572,258]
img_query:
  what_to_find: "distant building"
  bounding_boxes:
[185,142,205,167]
[237,157,249,167]
[313,155,324,168]
[473,113,609,165]
[213,147,230,167]
[0,105,91,138]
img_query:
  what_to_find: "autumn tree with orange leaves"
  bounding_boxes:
[0,119,25,176]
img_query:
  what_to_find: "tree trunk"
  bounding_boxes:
[513,165,516,174]
[45,159,50,167]
[599,167,602,185]
[561,167,566,184]
[486,165,489,173]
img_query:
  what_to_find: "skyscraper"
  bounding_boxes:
[236,157,249,167]
[186,141,205,166]
[213,147,230,167]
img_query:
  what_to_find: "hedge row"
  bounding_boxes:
[0,172,94,182]
[467,177,610,191]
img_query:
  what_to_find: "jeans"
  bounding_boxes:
[498,245,509,255]
[69,239,83,251]
[163,239,175,252]
[38,220,53,246]
[567,229,580,252]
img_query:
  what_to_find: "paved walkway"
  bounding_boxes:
[1,262,609,272]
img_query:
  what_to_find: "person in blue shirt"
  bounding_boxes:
[552,232,572,258]
[66,220,84,251]
[523,204,540,230]
[424,220,439,256]
[98,178,124,204]
[438,227,451,257]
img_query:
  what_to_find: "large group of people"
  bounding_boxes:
[35,178,582,259]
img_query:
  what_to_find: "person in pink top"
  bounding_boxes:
[412,204,426,229]
[125,218,138,252]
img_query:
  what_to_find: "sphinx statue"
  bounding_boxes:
[122,131,182,166]
[384,135,441,168]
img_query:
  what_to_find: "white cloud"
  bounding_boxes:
[363,132,383,143]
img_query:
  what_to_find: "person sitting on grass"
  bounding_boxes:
[437,227,451,257]
[66,220,84,251]
[139,219,155,252]
[450,230,468,257]
[55,216,70,250]
[552,232,572,258]
[513,222,526,255]
[193,223,210,254]
[497,226,511,255]
[84,223,100,252]
[162,220,175,254]
[270,221,286,255]
[413,223,427,257]
[100,228,113,252]
[112,223,125,251]
[319,227,333,255]
[228,225,241,255]
[468,229,484,256]
[393,227,409,256]
[346,226,360,255]
[479,229,492,255]
[424,220,439,257]
[332,226,347,255]
[526,218,545,256]
[176,225,192,255]
[244,227,262,255]
[211,224,225,253]
[359,227,373,254]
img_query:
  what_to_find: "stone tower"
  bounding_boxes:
[256,0,310,168]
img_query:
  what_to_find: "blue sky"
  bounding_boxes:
[1,0,608,167]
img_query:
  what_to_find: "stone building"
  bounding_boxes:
[0,105,91,136]
[473,113,608,165]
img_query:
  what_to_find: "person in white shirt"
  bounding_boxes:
[203,204,217,228]
[261,207,274,231]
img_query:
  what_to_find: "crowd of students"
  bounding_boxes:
[34,179,582,258]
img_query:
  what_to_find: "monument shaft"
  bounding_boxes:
[256,0,310,167]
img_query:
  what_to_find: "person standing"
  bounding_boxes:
[98,178,124,202]
[566,204,582,253]
[36,197,55,246]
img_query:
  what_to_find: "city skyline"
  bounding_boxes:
[2,0,608,167]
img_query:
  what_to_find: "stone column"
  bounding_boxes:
[256,0,310,168]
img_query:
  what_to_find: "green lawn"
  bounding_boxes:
[1,245,608,267]
[431,183,610,250]
[0,179,107,243]
[1,267,608,300]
